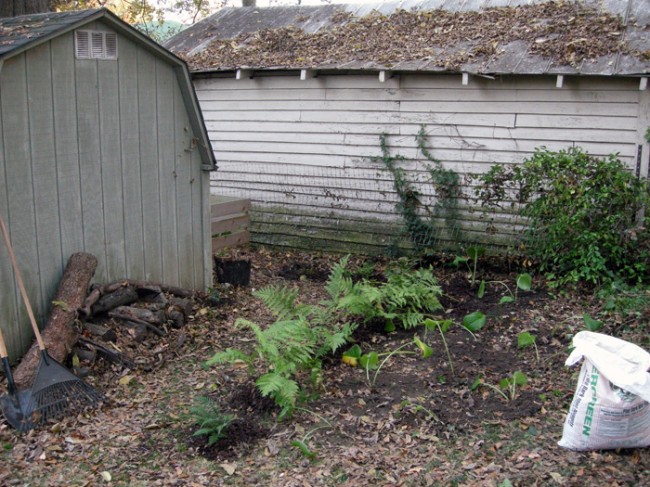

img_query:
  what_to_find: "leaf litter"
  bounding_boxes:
[185,2,646,71]
[0,247,649,485]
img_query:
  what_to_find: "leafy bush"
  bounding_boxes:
[475,147,650,285]
[336,258,444,331]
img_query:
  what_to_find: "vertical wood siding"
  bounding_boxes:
[0,24,210,358]
[195,73,643,253]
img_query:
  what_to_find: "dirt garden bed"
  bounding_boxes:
[0,247,649,486]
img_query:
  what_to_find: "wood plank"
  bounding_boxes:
[205,120,637,144]
[76,54,106,280]
[212,230,250,252]
[156,59,180,285]
[137,47,162,281]
[211,197,251,217]
[201,98,637,117]
[0,69,22,360]
[1,53,42,352]
[26,42,62,316]
[212,213,249,235]
[516,113,637,130]
[98,45,126,282]
[118,35,145,280]
[197,85,639,104]
[51,33,84,270]
[174,75,196,288]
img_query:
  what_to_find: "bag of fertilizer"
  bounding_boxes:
[558,331,650,451]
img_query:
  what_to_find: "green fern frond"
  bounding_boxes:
[400,312,425,329]
[205,348,253,367]
[325,255,353,300]
[256,372,299,408]
[254,285,311,320]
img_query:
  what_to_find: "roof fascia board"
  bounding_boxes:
[173,65,217,171]
[188,66,650,79]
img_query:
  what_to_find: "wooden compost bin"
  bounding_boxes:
[210,195,250,252]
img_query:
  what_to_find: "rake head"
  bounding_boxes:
[25,351,104,428]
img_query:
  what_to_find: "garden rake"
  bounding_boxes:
[0,327,34,432]
[0,213,103,431]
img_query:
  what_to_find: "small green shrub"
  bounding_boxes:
[475,147,650,286]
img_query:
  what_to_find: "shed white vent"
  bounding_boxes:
[75,30,117,60]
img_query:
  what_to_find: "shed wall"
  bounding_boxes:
[0,23,210,358]
[196,73,646,254]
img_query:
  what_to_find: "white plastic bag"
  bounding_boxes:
[558,331,650,451]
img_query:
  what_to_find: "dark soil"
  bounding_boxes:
[1,247,648,486]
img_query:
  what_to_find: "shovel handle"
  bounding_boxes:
[0,326,9,359]
[0,327,17,395]
[0,213,46,352]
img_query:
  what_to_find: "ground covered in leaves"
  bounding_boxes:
[1,247,649,486]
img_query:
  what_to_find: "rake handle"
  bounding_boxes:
[0,213,46,352]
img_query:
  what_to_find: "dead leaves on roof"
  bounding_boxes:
[186,1,642,71]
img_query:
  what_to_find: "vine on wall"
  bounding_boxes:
[374,126,463,253]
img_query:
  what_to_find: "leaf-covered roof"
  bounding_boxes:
[166,0,650,76]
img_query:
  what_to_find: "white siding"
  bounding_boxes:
[196,73,643,253]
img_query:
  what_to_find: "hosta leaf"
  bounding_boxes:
[360,352,379,370]
[462,311,486,332]
[516,273,532,291]
[512,371,528,386]
[517,331,536,348]
[467,246,485,260]
[499,296,515,304]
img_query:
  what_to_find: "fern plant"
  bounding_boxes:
[206,261,357,417]
[186,396,236,446]
[336,258,444,331]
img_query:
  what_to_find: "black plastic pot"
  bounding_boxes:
[214,258,251,286]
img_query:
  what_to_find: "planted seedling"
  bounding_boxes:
[582,313,603,332]
[398,398,441,423]
[478,273,532,304]
[291,409,332,461]
[343,336,432,388]
[517,331,539,361]
[472,371,528,401]
[462,311,486,336]
[424,318,455,374]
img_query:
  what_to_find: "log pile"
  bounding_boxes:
[12,253,202,388]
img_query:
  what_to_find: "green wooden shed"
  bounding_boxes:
[0,9,216,358]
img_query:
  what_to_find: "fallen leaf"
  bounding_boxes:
[220,463,237,475]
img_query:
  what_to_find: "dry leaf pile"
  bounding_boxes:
[186,2,641,71]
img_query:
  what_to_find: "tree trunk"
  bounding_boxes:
[0,0,51,17]
[13,252,97,388]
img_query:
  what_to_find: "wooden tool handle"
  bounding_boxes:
[0,213,46,352]
[0,326,9,359]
